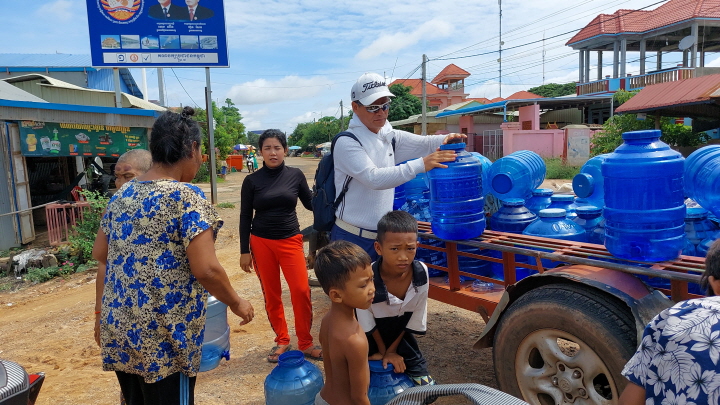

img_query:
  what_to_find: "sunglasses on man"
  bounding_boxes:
[357,101,391,113]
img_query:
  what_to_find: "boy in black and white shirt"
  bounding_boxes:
[356,211,435,386]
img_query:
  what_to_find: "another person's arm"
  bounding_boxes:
[380,331,406,373]
[188,229,254,324]
[297,171,313,211]
[91,229,109,346]
[618,382,645,405]
[239,177,254,273]
[346,333,372,405]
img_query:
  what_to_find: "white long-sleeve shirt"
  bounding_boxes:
[333,115,445,230]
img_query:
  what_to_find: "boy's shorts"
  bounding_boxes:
[411,375,436,386]
[315,392,330,405]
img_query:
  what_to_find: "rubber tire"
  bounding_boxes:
[493,283,636,404]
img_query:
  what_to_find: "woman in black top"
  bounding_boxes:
[239,129,320,362]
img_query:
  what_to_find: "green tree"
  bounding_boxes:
[527,82,577,98]
[590,90,709,155]
[193,100,247,158]
[289,115,352,148]
[388,83,423,122]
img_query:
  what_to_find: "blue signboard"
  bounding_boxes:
[86,0,229,67]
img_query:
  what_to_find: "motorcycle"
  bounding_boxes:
[246,154,256,173]
[0,359,44,405]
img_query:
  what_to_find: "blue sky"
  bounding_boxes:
[1,0,705,133]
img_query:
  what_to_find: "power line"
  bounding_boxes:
[170,68,199,107]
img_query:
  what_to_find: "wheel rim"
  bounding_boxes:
[514,329,618,405]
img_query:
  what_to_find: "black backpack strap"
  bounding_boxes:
[331,131,361,209]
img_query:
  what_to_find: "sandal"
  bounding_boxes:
[267,344,292,363]
[303,345,323,361]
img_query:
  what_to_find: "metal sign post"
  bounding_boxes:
[205,68,217,204]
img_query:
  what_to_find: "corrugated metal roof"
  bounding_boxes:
[0,81,48,103]
[0,53,93,68]
[436,95,612,118]
[615,74,720,114]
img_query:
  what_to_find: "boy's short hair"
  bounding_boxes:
[376,210,418,244]
[701,239,720,296]
[315,240,371,295]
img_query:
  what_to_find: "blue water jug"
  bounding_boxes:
[400,198,447,277]
[404,172,429,202]
[698,233,720,257]
[487,150,546,200]
[522,208,587,274]
[470,152,493,196]
[490,198,537,233]
[572,154,609,209]
[684,145,720,219]
[265,351,324,405]
[548,194,579,220]
[683,207,719,257]
[368,361,414,405]
[200,295,230,372]
[603,130,685,262]
[573,206,605,245]
[427,143,485,240]
[393,183,405,210]
[489,198,537,277]
[457,244,493,280]
[525,188,553,216]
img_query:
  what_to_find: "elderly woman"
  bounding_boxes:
[92,107,254,405]
[619,238,720,404]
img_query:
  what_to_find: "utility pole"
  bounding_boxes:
[339,100,344,132]
[421,54,427,136]
[498,0,503,98]
[157,68,166,106]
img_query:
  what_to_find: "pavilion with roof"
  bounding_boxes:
[567,0,720,95]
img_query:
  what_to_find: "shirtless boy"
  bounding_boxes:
[314,240,375,405]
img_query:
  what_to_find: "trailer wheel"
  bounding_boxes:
[493,284,636,405]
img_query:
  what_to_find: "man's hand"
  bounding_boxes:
[239,253,253,273]
[423,150,458,172]
[230,298,254,325]
[382,352,406,373]
[441,133,468,145]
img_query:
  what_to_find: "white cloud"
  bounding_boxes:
[240,109,270,131]
[355,19,454,60]
[37,0,75,22]
[226,76,333,105]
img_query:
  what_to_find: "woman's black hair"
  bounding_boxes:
[701,239,720,296]
[149,106,202,165]
[258,129,287,150]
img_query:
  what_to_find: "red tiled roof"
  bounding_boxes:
[615,74,720,113]
[467,97,491,104]
[389,79,447,96]
[567,0,720,45]
[505,91,544,100]
[431,64,471,84]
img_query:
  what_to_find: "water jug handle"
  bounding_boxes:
[222,350,230,361]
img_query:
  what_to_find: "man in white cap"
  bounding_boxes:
[331,72,465,259]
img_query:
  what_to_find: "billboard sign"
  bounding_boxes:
[18,121,148,157]
[86,0,229,67]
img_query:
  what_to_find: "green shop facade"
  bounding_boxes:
[0,99,160,249]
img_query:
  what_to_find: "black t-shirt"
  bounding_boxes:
[239,162,312,253]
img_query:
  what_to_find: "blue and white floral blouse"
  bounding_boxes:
[99,179,222,383]
[622,296,720,405]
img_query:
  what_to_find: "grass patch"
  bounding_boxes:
[0,282,13,292]
[544,158,581,180]
[216,202,236,209]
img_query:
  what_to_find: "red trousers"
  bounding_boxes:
[250,233,314,351]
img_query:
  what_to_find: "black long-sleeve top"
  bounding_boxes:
[239,161,312,253]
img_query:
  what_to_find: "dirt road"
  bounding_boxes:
[0,157,496,404]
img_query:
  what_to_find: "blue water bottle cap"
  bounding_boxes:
[277,350,306,367]
[551,194,574,202]
[572,173,595,198]
[501,198,525,207]
[532,188,553,197]
[539,208,567,218]
[492,173,514,194]
[621,129,661,141]
[686,206,708,219]
[576,205,602,217]
[439,142,466,151]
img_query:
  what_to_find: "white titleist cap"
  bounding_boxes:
[351,72,394,105]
